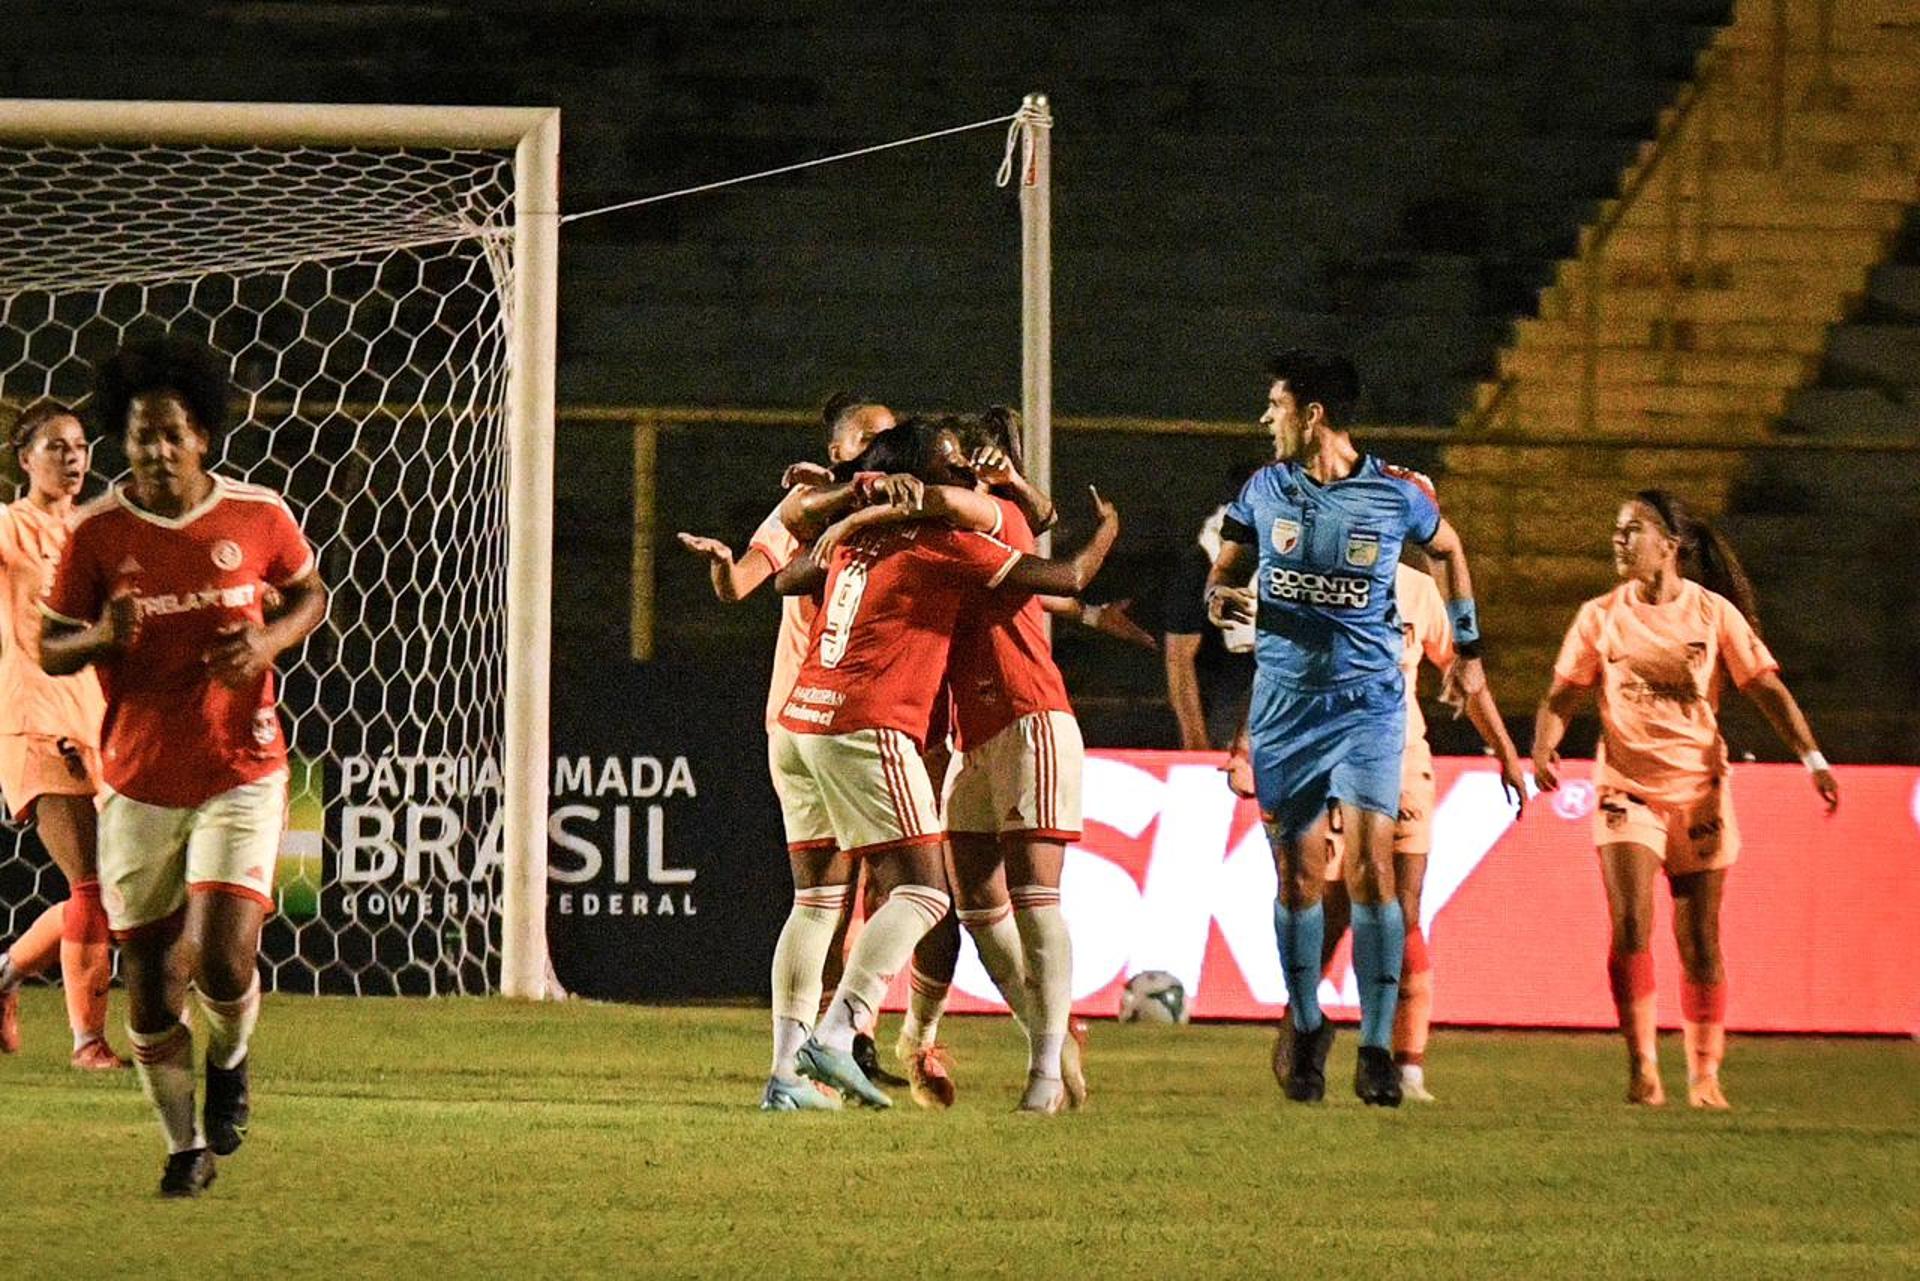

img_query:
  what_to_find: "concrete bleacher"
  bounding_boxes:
[1448,0,1920,759]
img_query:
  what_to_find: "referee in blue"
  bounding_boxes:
[1207,349,1487,1107]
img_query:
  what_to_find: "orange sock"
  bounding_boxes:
[60,880,111,1046]
[6,902,65,979]
[1394,925,1432,1066]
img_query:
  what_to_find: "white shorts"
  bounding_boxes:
[943,710,1084,840]
[98,770,289,937]
[769,726,942,858]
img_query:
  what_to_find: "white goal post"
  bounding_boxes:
[0,100,557,999]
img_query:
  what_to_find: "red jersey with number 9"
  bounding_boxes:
[778,522,1022,747]
[43,476,317,808]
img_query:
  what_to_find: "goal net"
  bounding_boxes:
[0,102,556,997]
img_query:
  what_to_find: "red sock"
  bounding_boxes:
[1680,978,1726,1024]
[60,880,111,1042]
[1401,924,1431,979]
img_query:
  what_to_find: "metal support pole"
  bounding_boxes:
[1017,93,1053,557]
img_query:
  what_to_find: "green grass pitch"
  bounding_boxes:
[4,988,1916,1278]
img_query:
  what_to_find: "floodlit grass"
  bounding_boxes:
[3,989,1916,1278]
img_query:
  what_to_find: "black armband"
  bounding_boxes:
[1219,514,1256,545]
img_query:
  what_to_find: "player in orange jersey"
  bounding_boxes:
[1293,558,1525,1101]
[41,334,328,1196]
[1533,489,1836,1109]
[0,402,123,1070]
[765,418,1118,1110]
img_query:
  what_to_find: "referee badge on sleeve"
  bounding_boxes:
[1270,518,1300,555]
[1345,531,1380,567]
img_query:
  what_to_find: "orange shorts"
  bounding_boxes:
[0,733,99,821]
[1593,781,1739,876]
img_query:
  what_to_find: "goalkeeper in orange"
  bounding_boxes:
[0,403,122,1070]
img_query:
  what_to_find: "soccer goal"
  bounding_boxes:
[0,100,557,998]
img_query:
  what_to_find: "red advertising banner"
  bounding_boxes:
[895,755,1920,1034]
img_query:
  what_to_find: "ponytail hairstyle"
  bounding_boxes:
[1634,488,1761,630]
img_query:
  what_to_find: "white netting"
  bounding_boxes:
[0,140,518,994]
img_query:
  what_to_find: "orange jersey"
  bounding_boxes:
[778,522,1021,746]
[947,497,1073,751]
[0,498,105,743]
[746,502,819,734]
[1552,579,1778,805]
[1394,563,1453,760]
[44,476,316,808]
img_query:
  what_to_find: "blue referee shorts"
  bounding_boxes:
[1249,669,1407,839]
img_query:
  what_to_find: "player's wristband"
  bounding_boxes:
[1446,597,1481,647]
[1801,750,1829,773]
[1082,602,1106,628]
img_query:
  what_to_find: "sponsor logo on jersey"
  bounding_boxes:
[135,582,260,618]
[252,708,277,746]
[1270,518,1300,555]
[1345,530,1380,568]
[1267,567,1370,609]
[212,539,243,571]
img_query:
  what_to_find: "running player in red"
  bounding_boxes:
[41,333,327,1196]
[0,402,122,1070]
[1533,489,1836,1108]
[766,418,1118,1110]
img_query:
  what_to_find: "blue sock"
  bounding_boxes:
[1351,900,1406,1048]
[1272,901,1325,1033]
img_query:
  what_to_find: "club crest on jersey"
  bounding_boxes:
[211,539,243,572]
[1345,530,1381,567]
[1270,518,1301,555]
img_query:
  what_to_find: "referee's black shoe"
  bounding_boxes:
[1282,1017,1336,1103]
[1354,1044,1403,1108]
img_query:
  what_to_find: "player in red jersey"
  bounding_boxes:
[804,411,1147,1111]
[1534,490,1834,1108]
[674,393,924,1096]
[765,418,1118,1110]
[41,334,327,1196]
[0,402,124,1070]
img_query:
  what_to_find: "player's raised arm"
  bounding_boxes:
[676,532,777,603]
[999,486,1119,596]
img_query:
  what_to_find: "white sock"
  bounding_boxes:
[769,884,849,1077]
[817,886,949,1052]
[1012,885,1072,1079]
[128,1022,203,1154]
[957,903,1032,1031]
[900,964,949,1050]
[197,973,261,1071]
